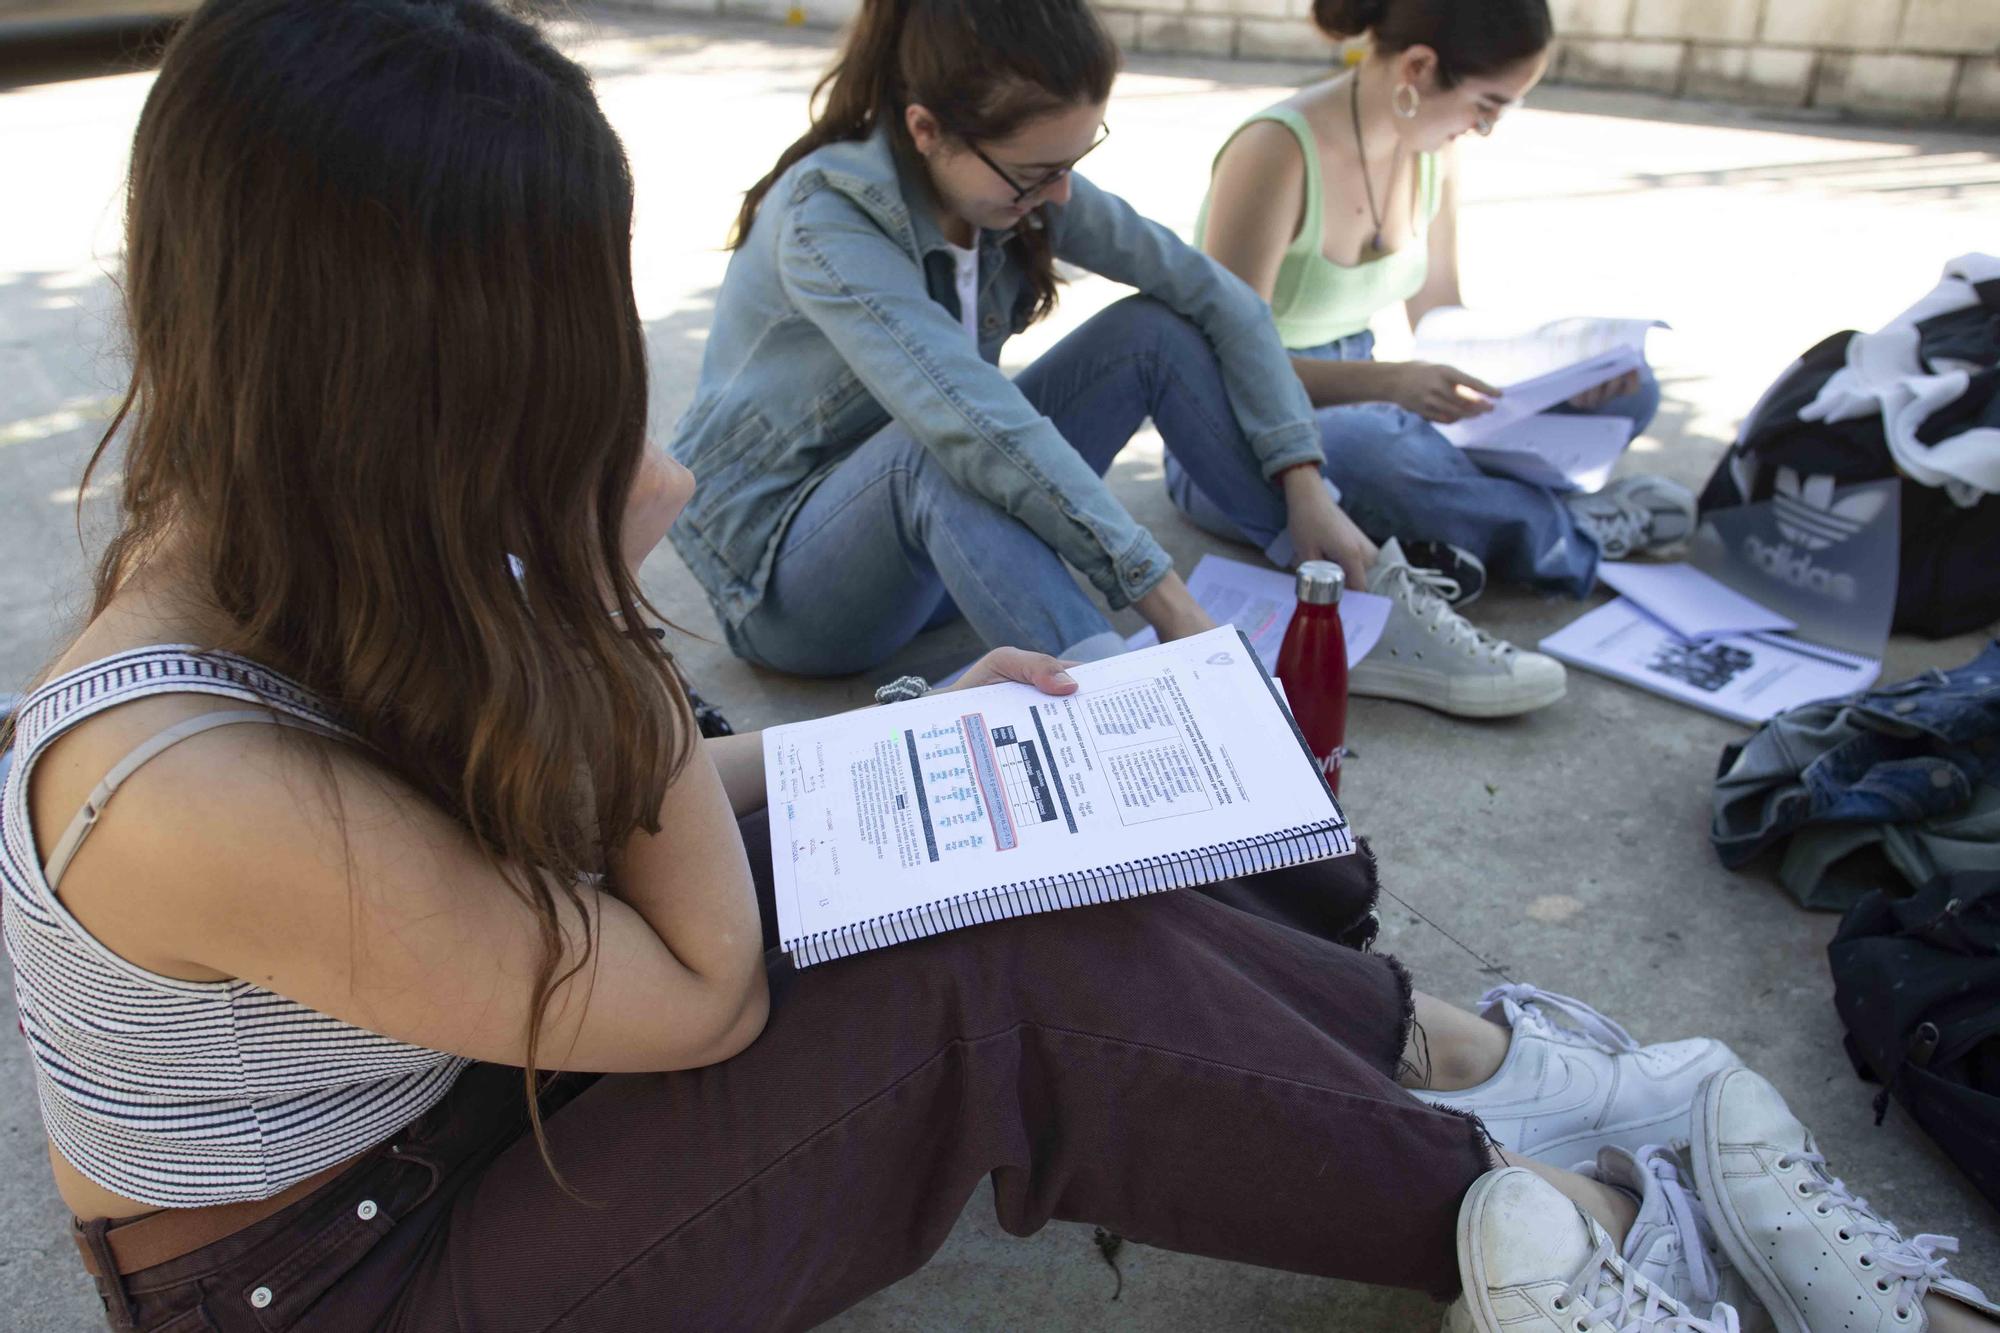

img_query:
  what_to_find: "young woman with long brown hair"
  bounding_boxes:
[9,4,1992,1332]
[669,0,1573,720]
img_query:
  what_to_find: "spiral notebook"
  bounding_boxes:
[763,626,1352,967]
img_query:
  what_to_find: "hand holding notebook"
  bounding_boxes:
[763,627,1352,966]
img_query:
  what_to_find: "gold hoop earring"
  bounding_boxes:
[1393,83,1420,119]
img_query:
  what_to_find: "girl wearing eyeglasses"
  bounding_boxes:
[670,0,1560,716]
[1175,0,1695,612]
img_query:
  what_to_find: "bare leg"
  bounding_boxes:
[1401,990,1510,1091]
[1928,1298,2000,1331]
[1499,1149,1638,1249]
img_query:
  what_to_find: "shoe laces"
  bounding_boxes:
[1575,493,1653,557]
[1374,561,1513,663]
[1553,1227,1741,1333]
[1632,1145,1724,1307]
[1480,984,1641,1054]
[1779,1149,1992,1321]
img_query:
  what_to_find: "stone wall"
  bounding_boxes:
[607,0,2000,124]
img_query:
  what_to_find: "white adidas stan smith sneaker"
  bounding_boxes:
[1691,1068,1998,1333]
[1418,985,1743,1165]
[1443,1166,1741,1333]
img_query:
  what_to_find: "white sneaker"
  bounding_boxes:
[1419,985,1744,1165]
[1584,1145,1769,1328]
[1691,1068,1999,1333]
[1351,538,1568,718]
[1565,476,1697,559]
[1442,1166,1741,1333]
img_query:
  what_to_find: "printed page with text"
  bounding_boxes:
[764,627,1349,963]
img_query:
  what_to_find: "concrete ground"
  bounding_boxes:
[2,8,1996,1329]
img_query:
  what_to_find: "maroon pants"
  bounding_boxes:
[86,821,1491,1332]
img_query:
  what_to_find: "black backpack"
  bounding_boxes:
[1699,304,2000,638]
[1829,870,2000,1209]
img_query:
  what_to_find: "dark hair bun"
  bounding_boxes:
[1311,0,1393,39]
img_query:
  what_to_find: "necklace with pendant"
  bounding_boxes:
[1350,69,1402,257]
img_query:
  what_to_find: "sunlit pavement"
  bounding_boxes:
[2,9,1995,1329]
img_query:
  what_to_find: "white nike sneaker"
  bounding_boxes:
[1565,475,1697,560]
[1691,1068,2000,1333]
[1350,538,1568,718]
[1442,1167,1741,1333]
[1418,985,1743,1166]
[1583,1145,1769,1329]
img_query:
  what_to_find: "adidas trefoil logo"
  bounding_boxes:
[1740,468,1886,603]
[1770,468,1889,551]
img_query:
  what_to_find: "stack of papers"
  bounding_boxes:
[1540,564,1878,725]
[1438,347,1642,492]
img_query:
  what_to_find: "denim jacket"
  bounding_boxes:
[667,127,1323,631]
[1712,640,2000,909]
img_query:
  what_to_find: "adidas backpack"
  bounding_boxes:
[1699,330,2000,638]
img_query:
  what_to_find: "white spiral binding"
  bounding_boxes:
[785,819,1352,967]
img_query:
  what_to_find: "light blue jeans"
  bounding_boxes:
[729,297,1301,675]
[1165,329,1662,597]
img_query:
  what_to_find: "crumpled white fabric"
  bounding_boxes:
[1800,252,2000,507]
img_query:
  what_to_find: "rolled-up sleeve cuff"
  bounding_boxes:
[1093,530,1174,611]
[1252,421,1326,482]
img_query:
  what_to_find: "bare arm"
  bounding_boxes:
[40,716,769,1074]
[706,731,767,817]
[1405,147,1465,329]
[1288,355,1412,409]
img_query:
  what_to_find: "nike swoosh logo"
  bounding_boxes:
[1463,1052,1602,1120]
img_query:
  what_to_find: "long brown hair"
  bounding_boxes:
[76,0,689,1173]
[732,0,1118,325]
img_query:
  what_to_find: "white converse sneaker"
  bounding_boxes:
[1350,538,1568,718]
[1584,1146,1769,1329]
[1691,1068,1999,1333]
[1565,476,1697,560]
[1418,985,1743,1166]
[1442,1167,1741,1333]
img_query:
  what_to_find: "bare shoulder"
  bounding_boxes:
[1213,116,1310,189]
[29,695,465,984]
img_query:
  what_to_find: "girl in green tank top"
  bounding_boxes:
[1170,0,1693,616]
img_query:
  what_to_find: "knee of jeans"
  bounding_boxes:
[729,614,891,679]
[1099,294,1211,366]
[1325,414,1468,484]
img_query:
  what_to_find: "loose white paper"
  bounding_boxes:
[1596,562,1796,642]
[1438,346,1645,449]
[1412,308,1666,386]
[1122,554,1392,671]
[1539,597,1877,725]
[1461,413,1634,493]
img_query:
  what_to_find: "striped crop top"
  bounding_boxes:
[1,647,468,1208]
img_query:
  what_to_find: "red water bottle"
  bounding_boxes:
[1275,560,1349,794]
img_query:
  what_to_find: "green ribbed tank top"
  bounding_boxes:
[1195,105,1441,350]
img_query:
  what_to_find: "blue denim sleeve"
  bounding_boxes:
[1045,174,1324,481]
[777,187,1172,610]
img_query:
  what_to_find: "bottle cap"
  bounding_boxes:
[1294,560,1345,606]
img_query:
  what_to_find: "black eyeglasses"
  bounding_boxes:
[966,123,1111,205]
